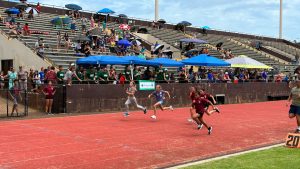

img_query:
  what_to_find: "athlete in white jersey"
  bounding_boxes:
[124,81,147,117]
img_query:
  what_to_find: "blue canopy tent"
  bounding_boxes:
[97,8,115,14]
[182,54,230,67]
[65,4,82,11]
[148,58,184,67]
[122,56,149,65]
[180,38,207,44]
[76,56,99,65]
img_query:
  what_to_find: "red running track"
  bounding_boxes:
[0,101,295,169]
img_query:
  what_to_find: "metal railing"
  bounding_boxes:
[0,89,28,118]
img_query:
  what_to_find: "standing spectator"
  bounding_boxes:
[6,67,17,90]
[64,32,70,52]
[64,66,81,86]
[207,70,214,83]
[90,16,95,28]
[86,67,96,84]
[143,66,152,80]
[97,67,109,84]
[133,67,142,82]
[80,15,88,33]
[156,65,165,83]
[56,31,61,49]
[39,67,45,84]
[17,66,28,91]
[43,81,56,115]
[189,66,194,75]
[45,66,57,84]
[108,66,117,84]
[262,69,268,82]
[32,70,41,92]
[70,18,76,33]
[36,2,41,14]
[124,66,132,82]
[0,71,5,89]
[9,80,22,116]
[23,23,30,36]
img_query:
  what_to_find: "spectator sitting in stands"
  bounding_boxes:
[22,23,30,36]
[0,14,3,23]
[35,38,45,56]
[16,22,22,35]
[84,43,91,56]
[75,40,82,54]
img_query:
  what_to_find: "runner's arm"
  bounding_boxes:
[164,91,171,99]
[209,94,217,104]
[148,93,153,98]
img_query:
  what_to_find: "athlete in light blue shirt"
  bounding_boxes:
[148,85,173,119]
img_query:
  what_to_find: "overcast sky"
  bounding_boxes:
[32,0,300,41]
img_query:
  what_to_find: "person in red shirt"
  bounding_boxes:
[36,3,41,13]
[43,81,56,115]
[45,66,57,84]
[190,92,220,135]
[23,23,30,36]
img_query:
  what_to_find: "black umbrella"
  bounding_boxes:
[216,42,223,48]
[73,35,90,42]
[153,44,164,54]
[157,19,166,24]
[179,21,192,26]
[15,3,28,9]
[118,14,127,18]
[137,28,148,34]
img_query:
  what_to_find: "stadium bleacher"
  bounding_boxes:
[0,1,299,73]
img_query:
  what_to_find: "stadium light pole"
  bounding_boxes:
[279,0,283,39]
[155,0,159,21]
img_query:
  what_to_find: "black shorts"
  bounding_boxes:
[289,105,300,115]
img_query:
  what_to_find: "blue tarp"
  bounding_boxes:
[97,8,115,14]
[65,4,82,11]
[122,56,150,65]
[182,54,230,66]
[148,58,184,67]
[180,38,207,44]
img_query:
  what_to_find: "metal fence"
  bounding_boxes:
[0,89,28,118]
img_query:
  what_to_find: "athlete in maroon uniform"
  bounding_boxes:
[199,89,216,105]
[188,87,197,123]
[190,92,220,135]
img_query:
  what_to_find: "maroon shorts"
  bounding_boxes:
[45,95,54,100]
